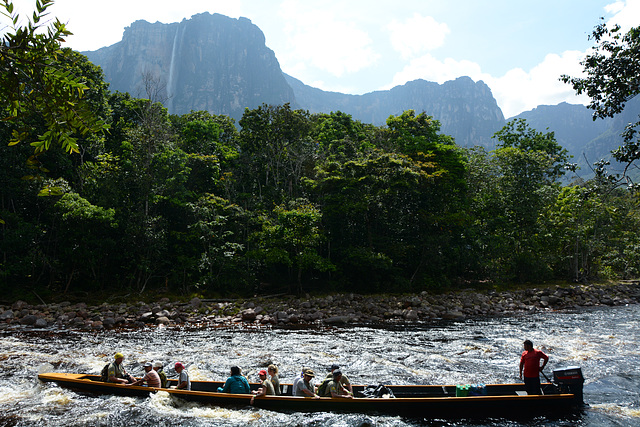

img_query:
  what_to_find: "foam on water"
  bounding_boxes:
[1,304,639,426]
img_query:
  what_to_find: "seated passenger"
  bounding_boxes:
[174,362,191,390]
[217,366,251,394]
[153,361,167,388]
[107,352,134,384]
[327,370,353,399]
[268,364,281,395]
[128,362,160,387]
[294,369,319,398]
[325,364,353,394]
[250,369,275,405]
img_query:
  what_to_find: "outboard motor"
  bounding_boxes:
[553,366,584,404]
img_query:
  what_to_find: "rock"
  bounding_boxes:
[241,308,257,321]
[34,318,48,328]
[190,297,202,308]
[403,310,419,321]
[442,311,465,320]
[324,316,349,325]
[102,318,116,328]
[20,314,38,325]
[156,309,171,318]
[91,321,103,330]
[139,312,154,322]
[12,300,28,310]
[156,316,171,325]
[0,310,14,320]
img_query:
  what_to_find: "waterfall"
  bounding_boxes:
[167,24,182,113]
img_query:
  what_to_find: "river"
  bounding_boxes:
[1,303,639,426]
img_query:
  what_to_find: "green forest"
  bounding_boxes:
[2,1,640,300]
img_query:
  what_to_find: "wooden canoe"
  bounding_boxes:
[37,371,584,419]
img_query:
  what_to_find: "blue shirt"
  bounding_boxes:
[217,374,251,394]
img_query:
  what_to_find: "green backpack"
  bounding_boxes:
[99,363,110,382]
[317,378,332,397]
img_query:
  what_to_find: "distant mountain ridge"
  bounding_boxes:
[83,12,639,171]
[285,74,504,148]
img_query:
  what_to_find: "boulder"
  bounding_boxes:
[20,314,38,325]
[241,308,257,321]
[156,316,171,325]
[403,310,419,321]
[324,316,349,325]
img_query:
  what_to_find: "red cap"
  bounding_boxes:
[175,362,185,369]
[258,369,267,376]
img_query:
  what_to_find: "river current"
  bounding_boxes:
[1,304,638,426]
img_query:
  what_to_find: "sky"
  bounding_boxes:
[9,0,640,118]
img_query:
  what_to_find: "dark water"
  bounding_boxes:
[1,304,639,426]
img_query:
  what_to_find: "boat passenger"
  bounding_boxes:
[128,362,161,388]
[153,361,167,388]
[174,362,191,390]
[217,366,251,394]
[107,352,135,384]
[292,367,307,394]
[250,369,275,405]
[324,364,352,394]
[294,369,319,398]
[519,339,549,395]
[268,364,281,395]
[327,370,353,399]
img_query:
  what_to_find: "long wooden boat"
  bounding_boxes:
[38,367,585,419]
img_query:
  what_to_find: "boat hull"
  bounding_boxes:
[37,373,582,419]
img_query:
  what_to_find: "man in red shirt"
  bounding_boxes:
[519,339,549,395]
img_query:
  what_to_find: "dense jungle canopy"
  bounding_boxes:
[2,1,640,300]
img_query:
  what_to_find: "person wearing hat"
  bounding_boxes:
[174,362,191,390]
[292,367,307,395]
[217,366,251,394]
[250,369,275,405]
[294,368,319,398]
[128,362,161,388]
[107,352,134,384]
[327,370,353,399]
[152,361,167,388]
[325,364,352,394]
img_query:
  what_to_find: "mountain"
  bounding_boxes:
[84,13,295,120]
[82,12,639,167]
[83,13,504,148]
[511,97,640,177]
[285,74,505,148]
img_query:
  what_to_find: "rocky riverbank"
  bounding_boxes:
[1,281,639,331]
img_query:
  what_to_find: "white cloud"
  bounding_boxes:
[49,0,243,51]
[607,0,640,30]
[386,54,489,88]
[277,0,380,77]
[487,51,590,118]
[387,13,450,59]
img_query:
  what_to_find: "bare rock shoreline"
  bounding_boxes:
[1,281,639,331]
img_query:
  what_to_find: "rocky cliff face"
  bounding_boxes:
[286,74,505,148]
[83,12,637,164]
[84,13,295,120]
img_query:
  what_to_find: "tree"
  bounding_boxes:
[249,199,331,294]
[561,22,640,185]
[1,0,107,155]
[493,118,572,180]
[238,103,314,208]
